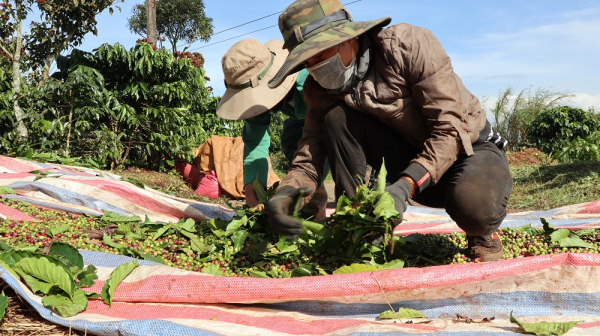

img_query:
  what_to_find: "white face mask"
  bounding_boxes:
[306,52,356,90]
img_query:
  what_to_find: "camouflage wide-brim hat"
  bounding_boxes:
[268,0,391,88]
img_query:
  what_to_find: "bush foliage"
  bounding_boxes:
[0,42,244,170]
[527,106,600,162]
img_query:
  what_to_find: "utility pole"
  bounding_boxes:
[146,0,157,47]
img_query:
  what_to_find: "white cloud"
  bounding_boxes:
[566,93,600,111]
[451,5,600,99]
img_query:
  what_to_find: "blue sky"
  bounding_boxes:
[72,0,600,111]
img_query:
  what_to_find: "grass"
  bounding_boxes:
[509,160,600,212]
[114,149,600,213]
[116,167,235,208]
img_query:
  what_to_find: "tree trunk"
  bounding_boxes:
[146,0,157,47]
[12,0,28,139]
[65,92,74,156]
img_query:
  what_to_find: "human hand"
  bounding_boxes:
[384,177,413,215]
[266,185,314,238]
[244,183,264,211]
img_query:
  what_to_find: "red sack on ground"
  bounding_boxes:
[175,161,203,188]
[194,170,224,199]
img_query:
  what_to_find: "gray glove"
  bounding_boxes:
[266,185,314,238]
[384,178,412,215]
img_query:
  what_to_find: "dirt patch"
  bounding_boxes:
[507,147,549,166]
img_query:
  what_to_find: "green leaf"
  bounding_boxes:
[75,265,98,288]
[559,237,594,249]
[334,263,380,274]
[14,257,75,298]
[101,210,141,223]
[0,294,8,320]
[225,216,247,236]
[177,218,196,232]
[381,259,405,270]
[49,243,84,269]
[189,238,211,254]
[396,307,426,318]
[525,227,545,235]
[0,241,13,251]
[550,229,571,242]
[514,223,532,233]
[302,220,328,236]
[373,192,400,220]
[248,270,270,278]
[574,229,596,236]
[47,224,70,238]
[201,264,222,276]
[291,264,318,277]
[541,218,555,233]
[378,310,399,319]
[335,194,352,213]
[276,236,298,254]
[510,311,582,336]
[42,289,88,318]
[376,160,387,193]
[82,291,100,299]
[252,176,270,204]
[153,224,172,240]
[15,271,55,295]
[136,251,166,264]
[0,186,16,195]
[231,230,248,250]
[102,235,127,254]
[0,259,19,278]
[0,250,35,268]
[102,260,139,308]
[378,308,425,319]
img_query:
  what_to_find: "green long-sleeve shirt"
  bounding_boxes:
[243,69,309,186]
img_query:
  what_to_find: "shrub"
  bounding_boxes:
[22,42,225,170]
[527,106,600,162]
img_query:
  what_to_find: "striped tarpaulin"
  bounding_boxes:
[2,155,600,335]
[1,251,600,335]
[395,201,600,236]
[0,156,235,222]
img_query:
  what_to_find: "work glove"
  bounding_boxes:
[266,185,314,238]
[384,177,413,216]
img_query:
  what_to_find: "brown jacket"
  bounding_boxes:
[280,23,487,191]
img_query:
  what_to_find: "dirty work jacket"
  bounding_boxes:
[242,69,308,187]
[279,23,487,193]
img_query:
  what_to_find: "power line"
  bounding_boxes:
[213,13,279,36]
[184,0,363,51]
[188,25,277,51]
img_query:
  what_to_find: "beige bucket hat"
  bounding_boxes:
[216,39,299,120]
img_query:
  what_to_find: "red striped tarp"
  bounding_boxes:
[2,155,600,335]
[0,155,235,222]
[2,251,600,335]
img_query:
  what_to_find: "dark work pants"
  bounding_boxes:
[322,103,513,236]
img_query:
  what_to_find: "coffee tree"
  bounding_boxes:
[527,106,600,162]
[33,42,216,170]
